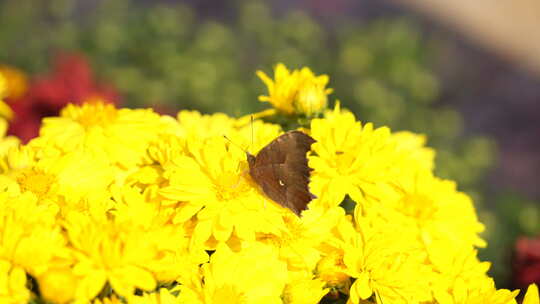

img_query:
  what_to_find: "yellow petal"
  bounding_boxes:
[256,71,275,90]
[75,269,107,301]
[110,266,156,297]
[524,284,540,304]
[355,272,373,299]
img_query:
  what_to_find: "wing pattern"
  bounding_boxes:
[247,131,316,215]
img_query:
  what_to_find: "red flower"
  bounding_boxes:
[6,53,120,142]
[513,236,540,288]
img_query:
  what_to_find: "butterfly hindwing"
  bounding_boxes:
[247,131,316,215]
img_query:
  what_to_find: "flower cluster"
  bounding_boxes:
[0,64,537,304]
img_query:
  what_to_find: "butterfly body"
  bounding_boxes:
[247,130,316,215]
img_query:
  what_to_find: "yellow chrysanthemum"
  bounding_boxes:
[340,211,433,304]
[427,240,493,303]
[257,63,332,116]
[66,213,158,301]
[308,104,402,206]
[358,170,485,248]
[0,65,28,100]
[0,190,70,279]
[1,146,115,216]
[110,185,208,283]
[161,137,285,247]
[178,243,288,304]
[160,120,294,248]
[37,102,175,168]
[256,204,345,272]
[62,183,206,302]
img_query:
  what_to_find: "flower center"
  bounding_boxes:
[334,152,356,175]
[214,171,249,201]
[76,103,118,129]
[400,193,437,224]
[16,168,56,198]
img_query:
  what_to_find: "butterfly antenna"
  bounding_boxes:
[377,292,384,304]
[223,135,248,178]
[223,135,247,153]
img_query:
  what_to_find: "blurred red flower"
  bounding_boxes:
[6,53,120,142]
[514,236,540,288]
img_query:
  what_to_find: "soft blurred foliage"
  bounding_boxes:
[1,0,535,287]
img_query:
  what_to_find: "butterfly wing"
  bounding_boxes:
[248,131,316,215]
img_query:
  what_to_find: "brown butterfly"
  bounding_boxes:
[247,130,316,216]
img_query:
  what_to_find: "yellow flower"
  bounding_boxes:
[0,190,70,279]
[256,63,332,116]
[0,260,30,304]
[65,188,206,302]
[256,204,346,272]
[308,104,401,206]
[178,243,288,304]
[0,65,28,99]
[360,170,486,249]
[341,211,433,304]
[65,213,158,301]
[37,102,174,168]
[160,122,291,248]
[110,185,208,283]
[523,284,539,304]
[2,146,115,215]
[427,240,493,304]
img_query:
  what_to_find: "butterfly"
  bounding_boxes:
[247,130,316,216]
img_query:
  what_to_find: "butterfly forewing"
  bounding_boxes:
[247,131,316,215]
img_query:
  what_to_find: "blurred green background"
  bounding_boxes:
[1,0,538,288]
